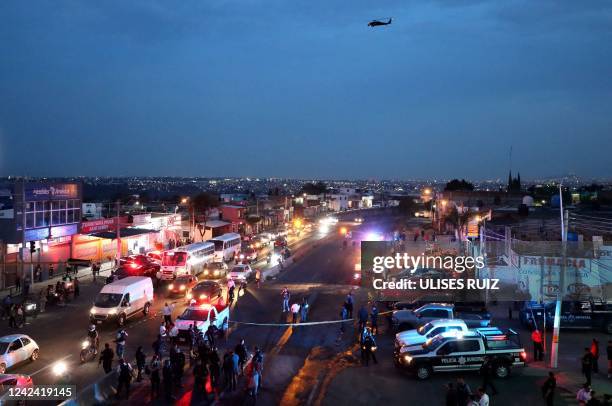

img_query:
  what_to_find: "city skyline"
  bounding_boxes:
[2,1,612,179]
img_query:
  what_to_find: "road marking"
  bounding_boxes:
[30,354,73,377]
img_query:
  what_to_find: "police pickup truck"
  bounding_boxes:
[395,319,469,350]
[395,328,527,380]
[519,300,612,334]
[391,303,491,332]
[174,304,229,343]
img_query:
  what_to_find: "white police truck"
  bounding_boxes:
[395,328,527,380]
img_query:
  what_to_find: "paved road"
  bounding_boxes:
[1,213,607,405]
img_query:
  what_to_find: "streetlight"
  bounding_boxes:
[181,197,188,204]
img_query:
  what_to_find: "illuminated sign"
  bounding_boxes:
[24,183,79,201]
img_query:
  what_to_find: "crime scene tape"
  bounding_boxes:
[228,310,393,327]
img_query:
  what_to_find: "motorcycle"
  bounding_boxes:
[80,338,97,363]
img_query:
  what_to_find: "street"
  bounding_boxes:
[1,214,610,405]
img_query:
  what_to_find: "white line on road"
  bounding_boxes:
[30,354,73,377]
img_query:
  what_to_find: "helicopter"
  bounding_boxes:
[368,18,392,27]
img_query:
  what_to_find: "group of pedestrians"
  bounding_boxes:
[581,338,608,386]
[280,287,309,323]
[445,379,491,406]
[2,297,27,328]
[221,339,264,401]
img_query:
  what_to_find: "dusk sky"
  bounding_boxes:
[1,1,611,180]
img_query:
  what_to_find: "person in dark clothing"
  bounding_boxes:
[73,277,80,297]
[149,355,161,398]
[456,377,472,406]
[172,347,185,388]
[162,359,174,402]
[607,340,612,379]
[358,305,369,333]
[35,265,42,283]
[99,343,114,374]
[193,359,207,393]
[15,275,21,292]
[223,351,236,391]
[445,382,458,406]
[344,292,354,318]
[591,338,600,374]
[541,371,556,406]
[370,304,379,335]
[235,339,248,374]
[582,347,594,385]
[361,330,377,366]
[209,348,221,395]
[206,324,216,348]
[152,335,162,357]
[8,305,17,328]
[480,356,498,395]
[116,358,133,399]
[135,346,146,382]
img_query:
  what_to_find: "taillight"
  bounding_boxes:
[520,351,527,360]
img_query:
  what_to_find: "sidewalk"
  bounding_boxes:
[0,262,114,301]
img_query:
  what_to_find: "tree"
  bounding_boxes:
[444,179,474,192]
[190,192,219,215]
[398,197,416,216]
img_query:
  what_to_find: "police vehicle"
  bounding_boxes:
[395,328,527,380]
[395,319,469,349]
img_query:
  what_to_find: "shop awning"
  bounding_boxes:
[89,228,158,240]
[204,220,230,228]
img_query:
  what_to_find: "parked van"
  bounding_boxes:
[90,276,154,327]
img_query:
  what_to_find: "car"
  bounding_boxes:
[0,335,40,374]
[117,255,160,279]
[146,251,163,265]
[168,275,198,297]
[354,217,364,224]
[391,303,491,332]
[202,262,228,279]
[274,237,287,248]
[175,304,229,343]
[0,373,33,401]
[239,247,258,263]
[228,264,253,281]
[188,280,224,305]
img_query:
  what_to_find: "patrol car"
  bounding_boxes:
[395,319,469,350]
[391,303,491,332]
[395,328,527,380]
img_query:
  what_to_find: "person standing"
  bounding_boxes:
[358,305,369,333]
[209,347,221,398]
[116,358,133,399]
[235,339,248,374]
[291,302,300,324]
[38,289,46,313]
[48,264,54,278]
[193,358,206,393]
[205,324,216,348]
[446,382,459,406]
[582,347,594,386]
[531,328,544,362]
[340,306,348,333]
[99,343,114,374]
[163,302,174,326]
[135,346,146,382]
[149,354,161,398]
[162,359,174,402]
[8,304,17,328]
[541,371,556,406]
[477,387,490,406]
[223,351,236,391]
[255,269,261,288]
[35,264,42,283]
[607,340,612,379]
[281,287,290,312]
[15,275,21,292]
[480,356,498,395]
[370,303,379,335]
[361,328,377,366]
[301,298,309,323]
[345,292,354,318]
[456,377,472,406]
[115,329,128,359]
[591,338,600,374]
[73,277,80,298]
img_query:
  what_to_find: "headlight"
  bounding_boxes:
[180,285,186,290]
[90,308,96,314]
[403,355,412,363]
[204,270,209,275]
[108,309,117,315]
[52,361,67,376]
[168,284,174,290]
[200,294,206,299]
[82,340,90,349]
[26,303,36,311]
[187,293,193,299]
[214,270,220,276]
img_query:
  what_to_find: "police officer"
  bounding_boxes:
[361,328,377,366]
[116,358,133,399]
[99,342,114,374]
[479,356,498,395]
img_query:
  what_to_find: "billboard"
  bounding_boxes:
[24,183,79,201]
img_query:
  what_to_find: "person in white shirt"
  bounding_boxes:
[290,303,300,324]
[477,387,489,406]
[159,322,167,337]
[163,302,174,325]
[576,384,591,404]
[169,323,179,344]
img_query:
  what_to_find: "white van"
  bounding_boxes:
[90,276,154,327]
[209,233,241,262]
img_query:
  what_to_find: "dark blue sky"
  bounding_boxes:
[1,1,611,179]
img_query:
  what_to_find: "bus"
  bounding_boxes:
[209,233,242,262]
[160,242,215,280]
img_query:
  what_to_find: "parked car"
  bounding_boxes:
[168,275,198,297]
[391,303,491,332]
[188,281,224,305]
[0,335,40,374]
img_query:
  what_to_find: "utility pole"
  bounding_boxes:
[550,184,566,368]
[116,201,121,264]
